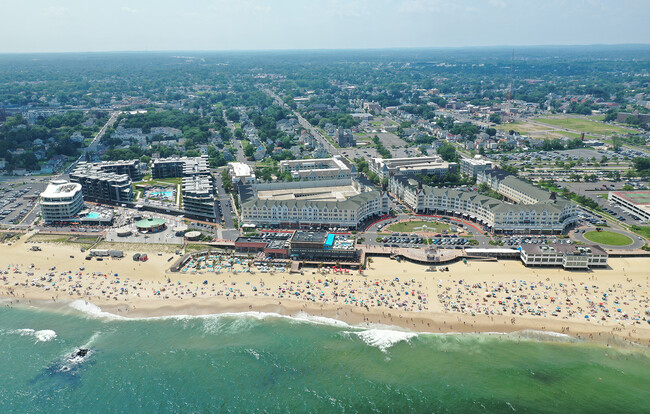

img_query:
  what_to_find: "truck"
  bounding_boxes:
[89,249,109,257]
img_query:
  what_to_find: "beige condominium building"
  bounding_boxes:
[238,178,389,229]
[389,174,578,234]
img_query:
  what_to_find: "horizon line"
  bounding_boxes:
[1,42,650,56]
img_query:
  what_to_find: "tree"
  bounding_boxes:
[234,128,244,140]
[501,164,518,176]
[437,142,459,162]
[489,113,501,124]
[243,142,255,158]
[632,157,650,177]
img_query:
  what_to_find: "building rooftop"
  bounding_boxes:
[229,162,254,177]
[521,244,607,256]
[135,217,166,228]
[291,231,328,244]
[611,190,650,206]
[41,181,82,198]
[500,175,553,203]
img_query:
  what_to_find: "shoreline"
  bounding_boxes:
[2,236,649,347]
[2,295,647,348]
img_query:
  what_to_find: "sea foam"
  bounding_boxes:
[351,328,418,353]
[7,328,57,342]
[68,300,126,320]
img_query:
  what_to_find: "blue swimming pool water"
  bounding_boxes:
[325,234,335,247]
[151,191,173,197]
[86,212,100,219]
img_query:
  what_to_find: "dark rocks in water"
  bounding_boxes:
[73,348,89,358]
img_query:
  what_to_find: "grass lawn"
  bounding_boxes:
[386,220,451,233]
[28,234,98,248]
[150,177,182,186]
[584,231,633,246]
[135,176,182,187]
[557,131,599,140]
[97,241,182,253]
[497,121,552,135]
[630,225,650,239]
[534,117,634,135]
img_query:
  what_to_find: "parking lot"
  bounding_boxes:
[499,235,574,247]
[379,234,472,249]
[0,180,47,226]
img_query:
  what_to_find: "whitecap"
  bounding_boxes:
[508,329,577,343]
[68,300,125,320]
[6,328,57,342]
[350,328,418,353]
[291,312,351,328]
[12,328,35,336]
[34,330,57,342]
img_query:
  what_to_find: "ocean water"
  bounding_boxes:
[0,303,648,413]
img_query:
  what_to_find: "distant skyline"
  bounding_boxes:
[2,0,649,53]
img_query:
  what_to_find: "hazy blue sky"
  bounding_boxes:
[2,0,649,53]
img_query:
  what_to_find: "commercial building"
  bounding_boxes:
[335,129,355,147]
[135,217,166,233]
[460,156,494,178]
[234,232,293,258]
[389,175,578,234]
[280,156,357,181]
[520,244,608,269]
[238,179,389,229]
[370,156,457,179]
[152,155,209,178]
[70,164,134,204]
[182,175,217,218]
[609,191,650,222]
[290,231,359,262]
[228,162,256,184]
[234,231,360,262]
[40,180,85,223]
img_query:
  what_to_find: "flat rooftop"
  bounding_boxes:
[611,190,650,206]
[229,162,254,176]
[256,184,361,202]
[41,181,82,198]
[292,231,328,244]
[521,243,607,256]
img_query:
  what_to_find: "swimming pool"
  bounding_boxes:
[86,212,100,219]
[150,191,173,197]
[325,234,335,247]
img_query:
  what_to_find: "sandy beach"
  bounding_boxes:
[2,234,649,346]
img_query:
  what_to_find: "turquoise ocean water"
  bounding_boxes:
[1,301,648,413]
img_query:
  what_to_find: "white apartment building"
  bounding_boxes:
[239,179,389,229]
[228,162,257,184]
[460,156,493,178]
[279,156,356,181]
[389,175,578,234]
[477,169,553,204]
[40,180,85,223]
[370,156,457,179]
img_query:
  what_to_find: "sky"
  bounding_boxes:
[2,0,649,53]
